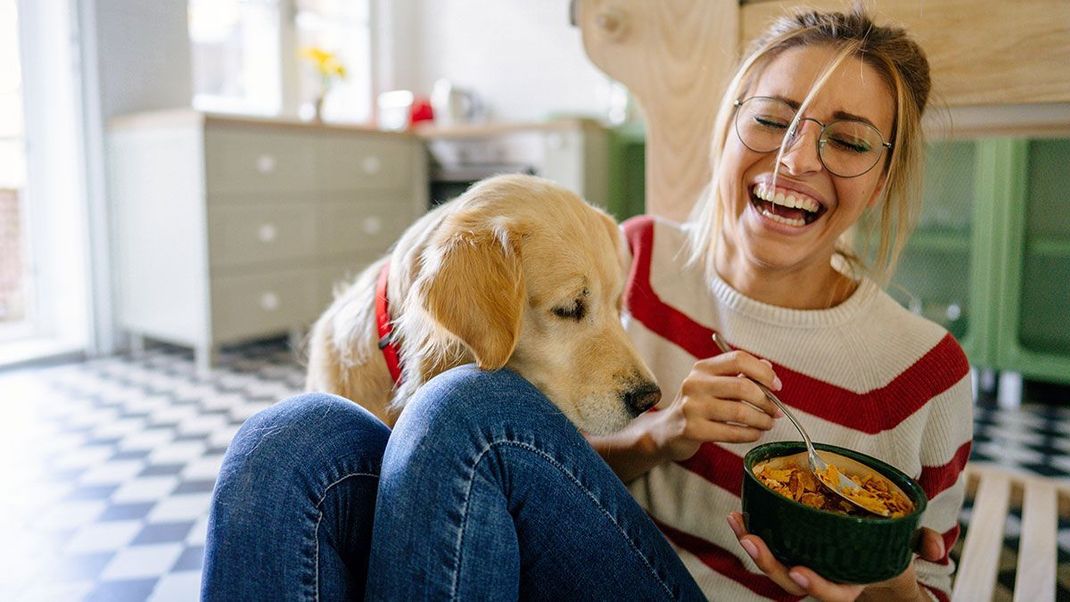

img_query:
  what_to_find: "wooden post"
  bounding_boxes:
[576,0,739,222]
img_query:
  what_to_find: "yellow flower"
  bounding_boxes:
[300,46,347,82]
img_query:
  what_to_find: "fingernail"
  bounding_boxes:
[772,375,783,391]
[759,359,772,367]
[741,539,759,560]
[775,407,784,418]
[789,571,809,589]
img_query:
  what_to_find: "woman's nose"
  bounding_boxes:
[779,120,824,175]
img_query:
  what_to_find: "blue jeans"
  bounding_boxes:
[202,365,704,600]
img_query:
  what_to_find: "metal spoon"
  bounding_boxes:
[711,333,890,517]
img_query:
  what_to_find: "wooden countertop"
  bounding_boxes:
[109,110,612,141]
[414,117,605,140]
[108,109,416,140]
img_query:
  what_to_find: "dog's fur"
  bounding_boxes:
[305,174,660,435]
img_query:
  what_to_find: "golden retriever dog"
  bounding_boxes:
[305,174,660,434]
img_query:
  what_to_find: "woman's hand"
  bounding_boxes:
[726,512,944,602]
[650,350,783,463]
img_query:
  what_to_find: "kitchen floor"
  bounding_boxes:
[0,341,1068,601]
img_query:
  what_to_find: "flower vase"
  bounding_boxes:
[312,96,325,123]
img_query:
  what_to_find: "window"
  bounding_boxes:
[188,0,372,123]
[189,0,282,115]
[294,0,372,122]
[0,0,30,338]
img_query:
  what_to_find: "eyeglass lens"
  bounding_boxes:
[735,97,886,177]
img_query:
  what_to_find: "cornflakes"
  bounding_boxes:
[754,460,914,518]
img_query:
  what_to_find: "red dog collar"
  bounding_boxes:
[375,262,403,386]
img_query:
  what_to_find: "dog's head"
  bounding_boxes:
[406,174,659,435]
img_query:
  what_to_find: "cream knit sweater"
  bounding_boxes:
[622,216,973,602]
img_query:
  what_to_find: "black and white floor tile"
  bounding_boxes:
[0,340,1068,601]
[0,341,303,601]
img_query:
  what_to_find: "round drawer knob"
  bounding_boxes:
[260,292,280,311]
[362,216,383,235]
[256,154,277,174]
[362,155,382,174]
[258,223,277,243]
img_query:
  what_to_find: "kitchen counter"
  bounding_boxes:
[108,109,416,140]
[415,117,605,140]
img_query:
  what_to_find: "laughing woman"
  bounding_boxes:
[589,7,972,601]
[203,6,970,602]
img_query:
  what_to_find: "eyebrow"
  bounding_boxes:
[769,94,882,130]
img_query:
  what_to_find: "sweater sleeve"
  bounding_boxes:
[912,365,974,602]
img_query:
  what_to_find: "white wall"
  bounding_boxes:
[78,0,193,355]
[92,0,192,119]
[385,0,615,123]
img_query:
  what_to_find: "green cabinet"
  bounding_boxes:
[892,138,1070,386]
[605,122,647,221]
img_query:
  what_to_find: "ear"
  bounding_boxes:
[418,221,525,370]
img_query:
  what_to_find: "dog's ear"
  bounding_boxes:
[418,220,525,370]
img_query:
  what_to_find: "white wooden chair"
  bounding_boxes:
[952,463,1070,602]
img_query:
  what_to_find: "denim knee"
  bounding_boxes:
[205,393,391,600]
[397,365,572,440]
[220,392,391,497]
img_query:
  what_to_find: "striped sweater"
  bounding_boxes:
[621,216,972,602]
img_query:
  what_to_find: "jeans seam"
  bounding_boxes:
[312,471,380,602]
[451,440,675,600]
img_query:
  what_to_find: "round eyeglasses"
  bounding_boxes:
[733,96,893,178]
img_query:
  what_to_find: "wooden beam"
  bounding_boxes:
[742,0,1070,107]
[577,0,739,222]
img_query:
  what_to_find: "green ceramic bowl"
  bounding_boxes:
[741,441,927,584]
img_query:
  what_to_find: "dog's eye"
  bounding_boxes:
[552,299,587,321]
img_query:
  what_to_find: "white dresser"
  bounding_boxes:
[109,111,427,371]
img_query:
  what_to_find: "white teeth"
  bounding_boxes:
[755,185,820,213]
[760,208,806,227]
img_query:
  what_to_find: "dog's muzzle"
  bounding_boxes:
[623,382,661,417]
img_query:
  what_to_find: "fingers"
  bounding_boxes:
[787,567,865,602]
[728,512,865,602]
[731,529,807,596]
[915,527,946,562]
[704,348,782,389]
[684,368,780,420]
[694,350,783,417]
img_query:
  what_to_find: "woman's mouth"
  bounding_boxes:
[749,183,827,227]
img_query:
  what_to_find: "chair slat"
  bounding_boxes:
[952,471,1011,602]
[1012,480,1058,602]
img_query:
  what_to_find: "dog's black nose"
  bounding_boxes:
[624,382,661,417]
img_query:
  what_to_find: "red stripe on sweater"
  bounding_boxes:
[678,442,745,496]
[622,216,970,435]
[653,518,803,601]
[920,582,950,602]
[918,441,973,501]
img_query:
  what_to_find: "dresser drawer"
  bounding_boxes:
[206,128,317,195]
[318,199,414,257]
[211,270,319,342]
[315,261,374,312]
[208,203,317,267]
[316,137,411,192]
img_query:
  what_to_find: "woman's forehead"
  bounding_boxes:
[751,45,895,132]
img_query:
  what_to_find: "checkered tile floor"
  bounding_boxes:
[0,341,303,601]
[0,340,1068,601]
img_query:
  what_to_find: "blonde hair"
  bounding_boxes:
[685,5,931,286]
